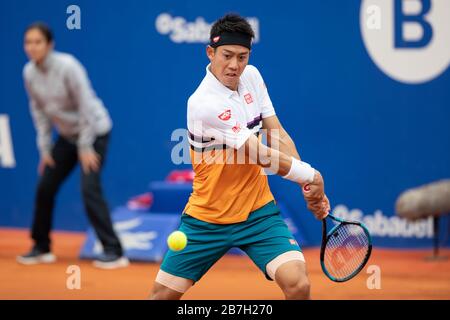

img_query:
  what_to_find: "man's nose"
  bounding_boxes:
[228,57,238,70]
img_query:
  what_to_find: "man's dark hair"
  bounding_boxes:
[210,13,255,41]
[25,22,54,43]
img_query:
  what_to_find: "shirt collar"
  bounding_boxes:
[35,50,55,73]
[205,64,241,98]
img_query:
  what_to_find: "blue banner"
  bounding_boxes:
[1,0,449,248]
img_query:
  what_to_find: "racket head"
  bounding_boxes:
[320,215,372,282]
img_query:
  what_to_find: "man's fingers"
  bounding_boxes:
[307,201,322,212]
[318,211,329,220]
[303,180,329,219]
[323,201,331,212]
[322,195,331,212]
[306,197,329,220]
[304,192,324,204]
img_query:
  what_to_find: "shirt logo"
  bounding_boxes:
[218,109,231,121]
[244,93,253,104]
[232,122,241,133]
[289,239,298,246]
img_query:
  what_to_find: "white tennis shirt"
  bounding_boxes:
[188,64,276,151]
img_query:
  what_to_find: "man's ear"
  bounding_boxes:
[206,45,215,61]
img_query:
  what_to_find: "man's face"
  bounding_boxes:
[24,29,53,64]
[207,45,250,91]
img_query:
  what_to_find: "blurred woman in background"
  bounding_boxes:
[17,22,128,269]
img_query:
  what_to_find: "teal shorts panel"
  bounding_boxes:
[160,213,233,282]
[232,203,302,280]
[160,201,302,282]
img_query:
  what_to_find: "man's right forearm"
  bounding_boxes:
[269,128,302,161]
[243,133,328,219]
[244,134,315,183]
[254,140,292,176]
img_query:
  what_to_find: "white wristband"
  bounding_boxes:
[283,158,315,184]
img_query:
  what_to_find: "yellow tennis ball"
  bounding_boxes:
[167,231,187,251]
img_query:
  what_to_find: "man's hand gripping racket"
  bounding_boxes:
[303,182,373,282]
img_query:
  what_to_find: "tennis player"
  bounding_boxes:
[17,22,128,269]
[151,13,330,299]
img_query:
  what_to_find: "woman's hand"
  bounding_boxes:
[38,154,55,175]
[79,150,101,174]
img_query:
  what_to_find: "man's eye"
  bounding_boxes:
[224,55,230,59]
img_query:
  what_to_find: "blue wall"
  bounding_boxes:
[1,0,449,247]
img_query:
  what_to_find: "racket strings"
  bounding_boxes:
[326,226,368,275]
[324,223,370,280]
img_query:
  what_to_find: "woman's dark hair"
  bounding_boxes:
[25,22,54,43]
[210,13,255,40]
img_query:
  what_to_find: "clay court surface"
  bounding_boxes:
[0,228,449,300]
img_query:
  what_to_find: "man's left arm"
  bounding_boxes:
[262,115,330,217]
[262,115,301,160]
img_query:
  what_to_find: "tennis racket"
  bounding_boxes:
[304,185,372,282]
[320,212,372,282]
